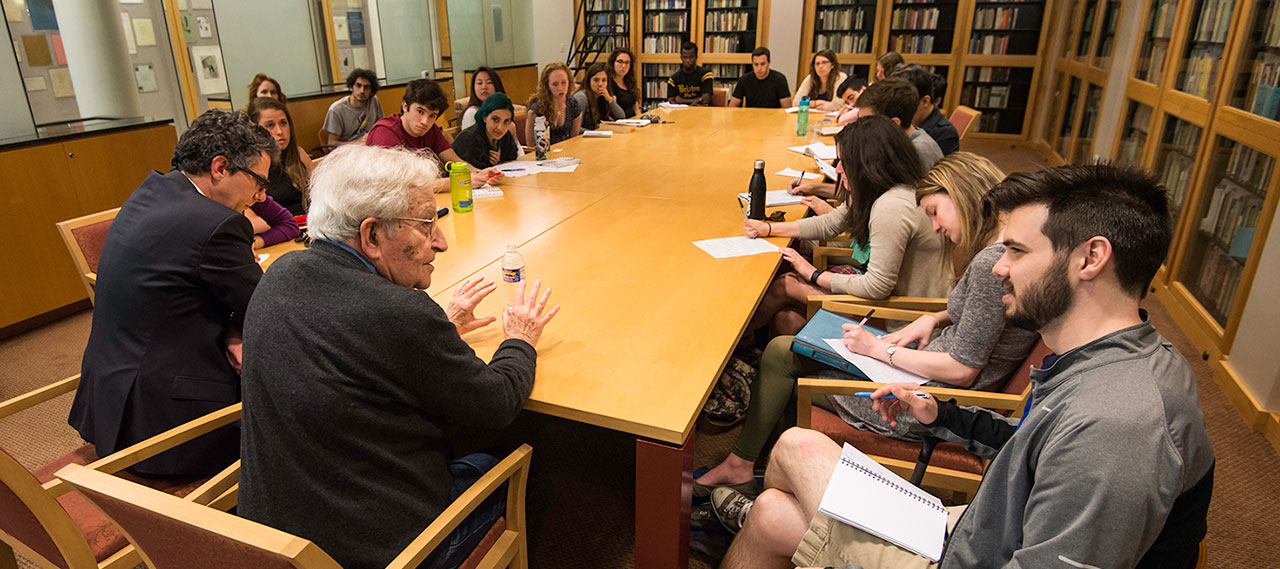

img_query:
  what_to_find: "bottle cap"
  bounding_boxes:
[754,159,765,169]
[447,161,469,174]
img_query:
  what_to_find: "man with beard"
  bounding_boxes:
[717,164,1215,569]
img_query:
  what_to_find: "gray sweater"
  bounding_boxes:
[239,241,536,569]
[930,316,1215,568]
[795,185,950,299]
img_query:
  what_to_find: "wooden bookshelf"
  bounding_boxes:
[1115,100,1154,167]
[641,0,693,55]
[1172,0,1237,103]
[1132,0,1180,89]
[1225,0,1280,125]
[700,0,766,58]
[1091,0,1121,70]
[887,0,960,56]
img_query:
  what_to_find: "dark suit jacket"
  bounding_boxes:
[69,170,262,476]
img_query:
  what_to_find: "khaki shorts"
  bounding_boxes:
[791,505,966,569]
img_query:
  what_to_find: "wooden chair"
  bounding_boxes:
[55,444,533,569]
[804,244,950,321]
[948,105,982,140]
[55,208,120,305]
[513,111,529,147]
[0,375,242,569]
[795,300,1050,496]
[311,128,341,158]
[712,87,729,107]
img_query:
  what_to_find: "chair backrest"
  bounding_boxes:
[513,111,529,147]
[454,96,469,115]
[712,87,729,107]
[55,464,342,569]
[444,125,460,142]
[55,208,119,305]
[0,448,98,569]
[1003,339,1053,413]
[949,105,982,140]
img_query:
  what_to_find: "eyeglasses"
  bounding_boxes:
[394,215,438,237]
[238,167,270,193]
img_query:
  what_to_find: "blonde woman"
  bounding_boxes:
[794,50,848,112]
[525,62,583,145]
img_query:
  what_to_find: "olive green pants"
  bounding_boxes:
[731,335,840,462]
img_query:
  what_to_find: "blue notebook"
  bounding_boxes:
[791,309,887,379]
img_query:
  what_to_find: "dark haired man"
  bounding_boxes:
[718,164,1214,569]
[729,47,792,109]
[69,110,279,477]
[893,64,960,155]
[857,77,943,170]
[668,41,714,106]
[367,78,500,191]
[323,68,383,146]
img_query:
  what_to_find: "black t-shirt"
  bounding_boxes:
[610,80,639,117]
[732,70,791,108]
[920,106,960,155]
[266,162,304,215]
[668,65,714,101]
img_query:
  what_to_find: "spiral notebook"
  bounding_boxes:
[818,443,948,561]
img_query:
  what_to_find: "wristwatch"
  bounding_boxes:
[885,345,898,368]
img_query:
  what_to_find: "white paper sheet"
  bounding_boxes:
[788,142,838,160]
[494,162,533,178]
[815,156,839,181]
[775,168,823,181]
[658,102,688,109]
[737,190,804,207]
[472,186,504,199]
[693,236,781,259]
[120,13,136,54]
[823,339,931,385]
[132,18,156,47]
[784,106,799,113]
[615,118,650,126]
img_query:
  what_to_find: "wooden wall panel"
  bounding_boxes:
[64,125,179,215]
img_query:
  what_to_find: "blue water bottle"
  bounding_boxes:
[796,97,810,136]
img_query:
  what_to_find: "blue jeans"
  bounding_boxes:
[424,452,508,569]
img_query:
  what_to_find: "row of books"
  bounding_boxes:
[1178,45,1223,99]
[1136,39,1169,84]
[706,0,749,7]
[970,34,1012,55]
[816,7,870,31]
[643,78,672,99]
[977,113,1002,133]
[1166,118,1201,156]
[1199,179,1262,258]
[585,0,628,11]
[1147,0,1176,40]
[704,34,753,53]
[961,84,1011,108]
[1264,1,1280,47]
[964,66,1014,82]
[642,35,686,53]
[1159,150,1194,210]
[644,0,688,8]
[890,7,940,30]
[814,33,871,54]
[1246,52,1280,122]
[643,12,688,32]
[1117,133,1146,166]
[973,6,1027,30]
[704,11,753,33]
[888,34,938,54]
[1192,245,1244,324]
[1191,0,1234,44]
[1127,103,1153,134]
[588,13,627,27]
[1225,141,1275,192]
[818,0,869,5]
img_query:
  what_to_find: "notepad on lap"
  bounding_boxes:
[791,310,886,377]
[820,443,948,561]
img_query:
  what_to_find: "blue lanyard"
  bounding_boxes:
[1016,392,1034,430]
[318,239,378,275]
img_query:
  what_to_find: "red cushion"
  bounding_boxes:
[811,409,985,474]
[71,219,113,274]
[31,444,208,562]
[458,516,507,569]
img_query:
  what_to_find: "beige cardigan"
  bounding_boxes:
[794,71,849,111]
[794,185,951,299]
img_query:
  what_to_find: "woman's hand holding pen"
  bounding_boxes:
[788,178,823,196]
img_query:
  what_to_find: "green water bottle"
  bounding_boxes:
[448,161,473,213]
[796,97,810,136]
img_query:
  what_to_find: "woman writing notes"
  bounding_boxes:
[695,153,1036,503]
[525,62,583,146]
[452,92,522,169]
[460,67,506,130]
[608,48,642,118]
[248,97,314,215]
[793,50,848,112]
[573,62,627,131]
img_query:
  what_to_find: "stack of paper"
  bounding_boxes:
[615,118,651,126]
[737,190,805,207]
[583,130,613,138]
[788,142,838,160]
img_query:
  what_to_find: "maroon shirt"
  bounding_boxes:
[365,114,451,155]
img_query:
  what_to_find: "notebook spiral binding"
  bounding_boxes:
[841,457,947,514]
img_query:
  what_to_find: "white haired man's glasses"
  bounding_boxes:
[393,215,437,237]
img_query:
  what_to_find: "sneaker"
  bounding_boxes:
[710,487,753,534]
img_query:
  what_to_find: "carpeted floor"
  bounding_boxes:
[3,142,1277,568]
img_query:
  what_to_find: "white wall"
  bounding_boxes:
[215,0,322,109]
[0,20,36,139]
[1090,1,1143,161]
[1229,214,1280,412]
[531,0,573,69]
[380,0,437,83]
[767,0,801,89]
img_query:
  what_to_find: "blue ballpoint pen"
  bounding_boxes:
[853,391,930,400]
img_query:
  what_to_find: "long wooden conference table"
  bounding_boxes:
[260,107,821,569]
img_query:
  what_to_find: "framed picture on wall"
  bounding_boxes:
[196,16,212,39]
[134,63,158,93]
[189,45,227,95]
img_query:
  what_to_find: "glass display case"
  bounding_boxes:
[1133,0,1178,85]
[1071,83,1103,163]
[1227,0,1280,121]
[1116,100,1154,166]
[1174,0,1235,100]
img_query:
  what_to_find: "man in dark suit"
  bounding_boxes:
[69,110,278,477]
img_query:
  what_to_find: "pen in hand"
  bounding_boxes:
[853,391,929,400]
[856,309,876,329]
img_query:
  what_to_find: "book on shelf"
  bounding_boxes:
[962,84,1010,108]
[815,33,870,54]
[705,35,751,53]
[1129,103,1153,132]
[1179,45,1223,98]
[1247,52,1280,121]
[970,34,1010,55]
[706,0,749,7]
[704,10,752,33]
[645,0,688,8]
[974,6,1022,30]
[889,34,936,54]
[1199,178,1263,250]
[1150,0,1177,39]
[707,63,747,88]
[1168,119,1200,154]
[1159,151,1194,209]
[891,7,940,30]
[1139,40,1169,83]
[1266,1,1280,47]
[817,7,869,31]
[643,35,685,53]
[586,0,628,10]
[1193,245,1244,323]
[644,12,688,33]
[1192,0,1234,44]
[965,66,1012,82]
[1226,142,1276,190]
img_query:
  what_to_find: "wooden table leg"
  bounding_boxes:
[635,433,695,569]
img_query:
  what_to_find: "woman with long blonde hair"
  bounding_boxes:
[525,62,583,146]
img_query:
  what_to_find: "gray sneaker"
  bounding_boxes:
[710,487,753,534]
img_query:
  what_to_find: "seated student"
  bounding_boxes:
[247,73,288,105]
[875,51,904,81]
[323,68,382,146]
[249,97,314,215]
[894,63,960,155]
[667,41,714,106]
[367,78,500,192]
[834,75,868,125]
[239,144,560,569]
[694,153,1037,499]
[793,50,848,112]
[573,62,627,130]
[729,47,792,109]
[452,92,523,169]
[742,115,949,336]
[461,66,506,130]
[792,78,945,207]
[525,62,583,146]
[608,48,642,118]
[244,195,299,248]
[717,164,1214,569]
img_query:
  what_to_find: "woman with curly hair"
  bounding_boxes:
[524,62,582,146]
[246,73,288,107]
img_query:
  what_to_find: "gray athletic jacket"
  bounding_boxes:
[928,315,1215,568]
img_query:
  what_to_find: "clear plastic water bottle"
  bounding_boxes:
[533,116,549,160]
[796,97,810,136]
[502,244,525,307]
[447,161,472,213]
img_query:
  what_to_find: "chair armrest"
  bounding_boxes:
[805,294,947,320]
[812,246,852,270]
[87,273,96,285]
[796,379,1026,428]
[0,375,80,419]
[184,460,240,509]
[383,444,534,569]
[42,403,243,496]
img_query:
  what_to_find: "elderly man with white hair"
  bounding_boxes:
[237,144,559,569]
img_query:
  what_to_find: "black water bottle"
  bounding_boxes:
[749,159,766,220]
